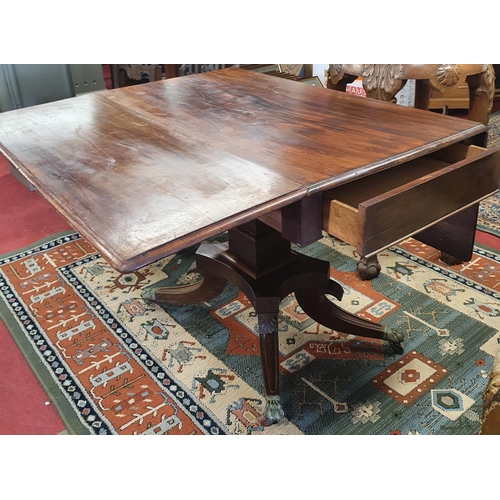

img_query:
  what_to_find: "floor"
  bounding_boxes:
[0,154,71,434]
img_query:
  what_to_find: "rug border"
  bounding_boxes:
[476,222,500,239]
[0,231,90,435]
[475,240,500,254]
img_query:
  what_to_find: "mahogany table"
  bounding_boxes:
[1,67,499,424]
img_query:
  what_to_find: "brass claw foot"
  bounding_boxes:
[259,395,285,426]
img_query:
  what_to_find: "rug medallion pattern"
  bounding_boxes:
[1,232,499,435]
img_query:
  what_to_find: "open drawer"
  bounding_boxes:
[323,143,500,257]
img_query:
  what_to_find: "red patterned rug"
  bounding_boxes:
[1,230,499,434]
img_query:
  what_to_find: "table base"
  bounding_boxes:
[154,221,404,425]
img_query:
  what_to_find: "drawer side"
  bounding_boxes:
[323,200,363,249]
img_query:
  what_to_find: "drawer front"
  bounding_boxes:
[323,145,500,257]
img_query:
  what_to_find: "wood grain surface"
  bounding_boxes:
[0,68,487,272]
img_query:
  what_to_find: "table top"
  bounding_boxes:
[0,68,487,272]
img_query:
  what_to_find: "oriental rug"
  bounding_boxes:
[1,231,499,435]
[478,111,500,237]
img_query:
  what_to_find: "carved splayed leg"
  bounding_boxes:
[295,280,404,355]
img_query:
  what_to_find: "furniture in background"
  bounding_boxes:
[428,64,500,111]
[109,64,317,86]
[241,64,326,86]
[162,63,315,82]
[110,64,238,85]
[495,64,500,101]
[327,64,495,126]
[326,64,496,279]
[110,64,163,88]
[164,64,182,79]
[428,80,472,111]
